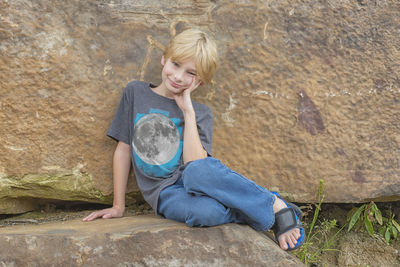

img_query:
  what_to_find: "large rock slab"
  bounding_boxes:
[0,0,399,213]
[0,215,304,266]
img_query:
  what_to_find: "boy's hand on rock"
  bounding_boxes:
[82,206,124,222]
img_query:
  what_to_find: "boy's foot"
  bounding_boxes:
[272,194,304,250]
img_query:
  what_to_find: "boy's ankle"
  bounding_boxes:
[272,196,287,214]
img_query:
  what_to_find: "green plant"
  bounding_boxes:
[379,208,400,244]
[293,180,343,265]
[347,202,400,243]
[347,201,382,237]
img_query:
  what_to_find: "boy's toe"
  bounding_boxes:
[290,233,298,246]
[295,229,301,239]
[279,239,289,250]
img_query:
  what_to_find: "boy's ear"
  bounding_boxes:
[161,55,165,66]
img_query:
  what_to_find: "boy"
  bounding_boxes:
[83,29,305,251]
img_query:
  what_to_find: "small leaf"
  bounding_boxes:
[392,219,400,233]
[392,225,398,239]
[372,203,377,212]
[347,207,358,222]
[385,228,391,243]
[379,227,386,236]
[348,206,364,231]
[364,214,374,237]
[374,207,383,225]
[354,217,363,230]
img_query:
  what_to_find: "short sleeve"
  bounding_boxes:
[196,105,213,156]
[106,85,132,145]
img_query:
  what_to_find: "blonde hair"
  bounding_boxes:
[163,29,218,84]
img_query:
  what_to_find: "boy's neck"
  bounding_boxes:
[151,84,174,99]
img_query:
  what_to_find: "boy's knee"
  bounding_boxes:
[184,157,222,181]
[182,159,207,185]
[186,157,210,171]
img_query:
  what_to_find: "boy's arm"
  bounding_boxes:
[83,141,131,221]
[174,80,208,164]
[111,141,131,211]
[182,109,207,163]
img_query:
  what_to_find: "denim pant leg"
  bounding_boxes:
[158,178,239,227]
[181,157,276,231]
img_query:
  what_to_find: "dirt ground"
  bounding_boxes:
[1,201,400,267]
[292,202,400,267]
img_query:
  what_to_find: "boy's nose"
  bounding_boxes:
[174,74,181,81]
[174,70,184,82]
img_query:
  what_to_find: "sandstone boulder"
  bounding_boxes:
[0,0,399,213]
[0,215,304,266]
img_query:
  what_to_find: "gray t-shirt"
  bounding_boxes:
[107,81,213,214]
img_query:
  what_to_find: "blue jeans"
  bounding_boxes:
[157,157,276,231]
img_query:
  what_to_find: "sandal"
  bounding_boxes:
[271,191,306,251]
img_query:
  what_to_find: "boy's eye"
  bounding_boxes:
[188,72,197,76]
[172,62,180,67]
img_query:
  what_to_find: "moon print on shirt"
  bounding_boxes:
[132,111,183,178]
[133,113,179,164]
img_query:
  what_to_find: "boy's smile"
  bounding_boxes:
[168,78,182,89]
[154,56,198,99]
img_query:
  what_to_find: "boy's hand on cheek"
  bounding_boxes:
[173,77,201,114]
[186,77,202,93]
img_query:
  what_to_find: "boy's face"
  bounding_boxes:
[160,56,199,96]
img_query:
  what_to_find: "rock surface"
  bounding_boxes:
[1,0,399,213]
[0,215,304,266]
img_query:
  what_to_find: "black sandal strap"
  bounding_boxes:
[273,207,299,238]
[287,202,303,220]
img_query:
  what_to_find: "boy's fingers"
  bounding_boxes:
[193,80,201,89]
[188,82,200,94]
[189,77,200,90]
[83,211,102,221]
[82,213,92,221]
[83,208,121,222]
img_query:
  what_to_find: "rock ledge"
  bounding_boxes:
[0,215,304,266]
